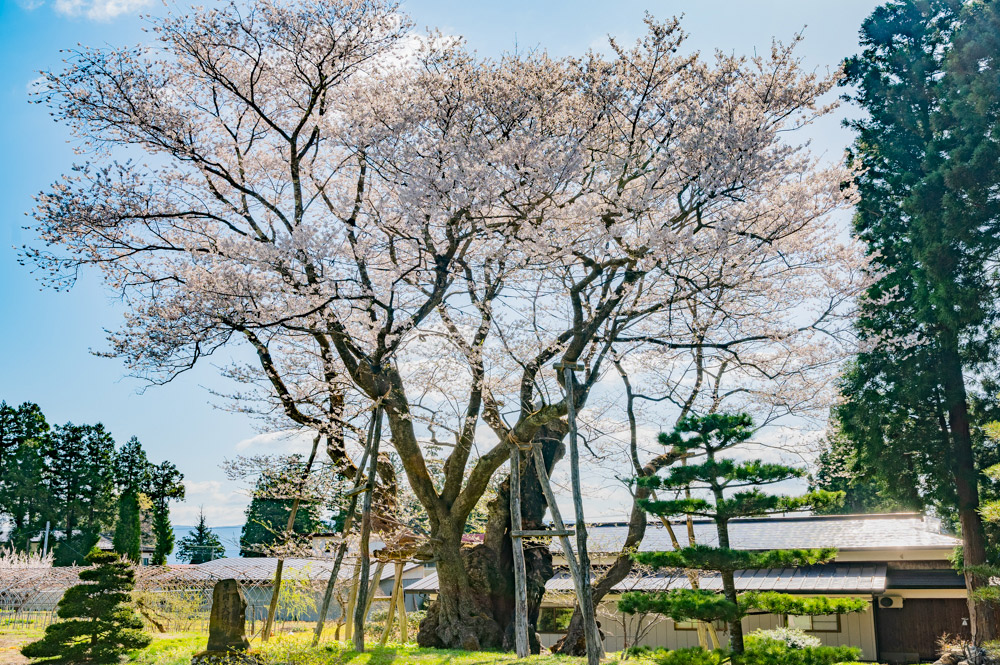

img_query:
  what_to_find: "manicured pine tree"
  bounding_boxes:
[177,509,226,564]
[619,413,866,654]
[21,549,151,663]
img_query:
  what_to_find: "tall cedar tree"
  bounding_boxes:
[112,492,142,563]
[21,549,151,663]
[0,402,51,549]
[239,475,323,557]
[809,422,922,515]
[45,424,116,566]
[147,462,184,565]
[112,437,149,562]
[620,414,865,654]
[177,509,225,564]
[839,0,1000,640]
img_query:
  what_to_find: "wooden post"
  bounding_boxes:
[263,433,322,642]
[380,562,404,645]
[560,362,603,665]
[353,407,383,652]
[363,560,387,620]
[344,561,361,642]
[530,445,597,657]
[379,564,399,645]
[313,411,381,646]
[396,564,408,643]
[509,444,530,658]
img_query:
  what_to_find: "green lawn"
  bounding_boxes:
[123,632,646,665]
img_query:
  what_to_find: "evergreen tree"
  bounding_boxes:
[838,0,1000,640]
[239,474,323,557]
[177,509,225,564]
[0,402,51,549]
[809,419,921,515]
[619,414,866,654]
[147,462,184,565]
[44,424,116,566]
[113,437,150,493]
[112,491,142,563]
[21,549,151,663]
[112,437,149,562]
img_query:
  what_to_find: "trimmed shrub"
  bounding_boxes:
[742,635,861,665]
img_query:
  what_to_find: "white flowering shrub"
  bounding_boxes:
[750,627,822,649]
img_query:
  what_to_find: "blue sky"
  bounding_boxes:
[0,0,881,528]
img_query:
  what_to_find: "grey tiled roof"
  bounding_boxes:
[405,564,888,595]
[173,557,351,582]
[567,514,959,554]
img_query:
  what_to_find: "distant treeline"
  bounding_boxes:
[0,401,184,565]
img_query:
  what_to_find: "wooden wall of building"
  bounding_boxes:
[538,599,877,661]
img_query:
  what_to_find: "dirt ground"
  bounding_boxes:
[0,635,30,665]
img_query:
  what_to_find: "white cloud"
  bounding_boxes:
[234,429,318,455]
[16,0,45,10]
[171,479,249,527]
[53,0,151,21]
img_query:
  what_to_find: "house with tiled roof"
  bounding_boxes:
[406,513,967,662]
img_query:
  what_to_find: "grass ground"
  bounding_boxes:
[2,629,651,665]
[0,625,875,665]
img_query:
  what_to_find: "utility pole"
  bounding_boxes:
[555,360,603,665]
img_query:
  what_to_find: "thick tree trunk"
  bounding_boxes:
[941,344,999,643]
[416,520,504,650]
[416,425,564,651]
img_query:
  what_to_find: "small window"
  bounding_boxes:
[538,608,574,633]
[674,619,726,631]
[786,615,840,633]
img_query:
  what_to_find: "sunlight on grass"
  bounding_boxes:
[122,631,650,665]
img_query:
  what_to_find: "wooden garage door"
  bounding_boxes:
[876,599,970,662]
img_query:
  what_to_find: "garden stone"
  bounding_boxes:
[192,579,258,665]
[207,578,250,652]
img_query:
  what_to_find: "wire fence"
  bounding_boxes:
[0,558,369,637]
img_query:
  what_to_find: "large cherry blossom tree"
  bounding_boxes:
[28,0,860,649]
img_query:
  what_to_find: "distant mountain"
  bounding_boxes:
[167,524,243,564]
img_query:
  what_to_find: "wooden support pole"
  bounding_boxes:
[364,560,387,619]
[530,445,592,649]
[379,563,402,646]
[344,561,361,641]
[353,407,383,652]
[560,363,603,665]
[263,433,321,642]
[510,444,530,658]
[313,410,380,646]
[397,563,408,643]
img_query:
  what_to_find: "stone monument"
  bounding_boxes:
[192,578,256,665]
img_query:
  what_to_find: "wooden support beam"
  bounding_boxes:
[510,445,530,658]
[511,529,574,538]
[343,484,371,498]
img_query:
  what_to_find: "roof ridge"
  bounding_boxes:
[577,513,926,528]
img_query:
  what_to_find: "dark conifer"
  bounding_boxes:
[21,549,151,663]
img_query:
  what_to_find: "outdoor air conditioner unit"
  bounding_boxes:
[878,595,904,609]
